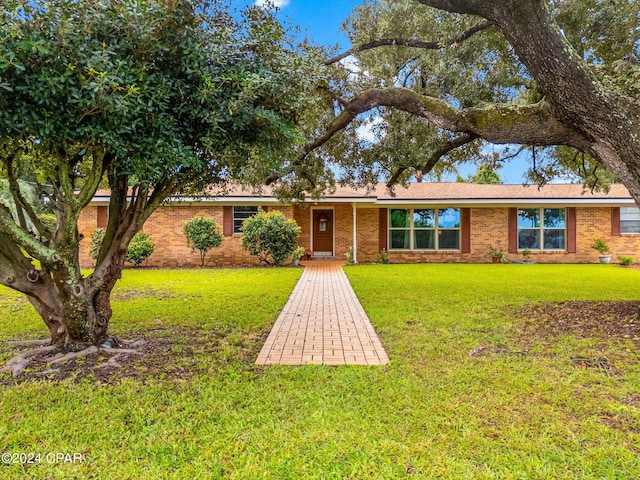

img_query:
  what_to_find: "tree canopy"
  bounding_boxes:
[289,0,640,202]
[0,0,315,347]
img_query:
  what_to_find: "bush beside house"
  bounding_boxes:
[241,211,301,266]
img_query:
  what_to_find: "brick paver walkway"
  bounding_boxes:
[255,261,389,365]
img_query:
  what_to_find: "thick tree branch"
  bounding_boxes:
[0,204,56,262]
[6,156,47,237]
[415,0,489,17]
[76,150,112,208]
[304,88,588,161]
[325,20,495,66]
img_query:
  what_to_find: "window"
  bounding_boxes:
[517,208,566,250]
[233,206,258,234]
[621,207,640,234]
[389,208,460,250]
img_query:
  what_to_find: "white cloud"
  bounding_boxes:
[254,0,289,8]
[339,55,372,80]
[356,116,385,144]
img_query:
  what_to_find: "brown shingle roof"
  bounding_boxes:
[92,183,634,203]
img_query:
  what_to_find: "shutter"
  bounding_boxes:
[566,207,576,253]
[379,208,388,251]
[611,207,621,236]
[262,206,269,213]
[508,208,518,253]
[461,208,471,253]
[223,206,233,236]
[97,206,108,228]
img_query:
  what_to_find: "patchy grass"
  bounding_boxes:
[0,264,639,479]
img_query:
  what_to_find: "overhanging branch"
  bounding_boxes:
[325,20,495,66]
[303,88,586,162]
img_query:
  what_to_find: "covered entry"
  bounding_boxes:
[312,209,334,257]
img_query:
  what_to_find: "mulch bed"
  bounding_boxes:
[0,327,264,386]
[519,300,640,346]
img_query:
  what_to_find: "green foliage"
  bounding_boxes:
[125,232,155,267]
[0,0,320,340]
[241,210,301,266]
[376,248,390,263]
[591,238,610,254]
[89,228,106,261]
[488,244,506,261]
[36,213,56,234]
[311,0,639,189]
[344,246,355,264]
[90,228,154,266]
[619,255,634,266]
[292,246,306,261]
[468,165,502,184]
[183,216,223,267]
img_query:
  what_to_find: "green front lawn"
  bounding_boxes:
[1,265,639,479]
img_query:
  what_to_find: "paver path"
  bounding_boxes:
[256,261,389,365]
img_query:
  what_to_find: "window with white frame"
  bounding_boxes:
[233,206,258,234]
[517,208,566,250]
[389,208,460,250]
[620,207,640,234]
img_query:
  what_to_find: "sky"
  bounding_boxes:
[242,0,531,184]
[246,0,356,49]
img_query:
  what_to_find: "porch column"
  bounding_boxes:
[352,202,357,264]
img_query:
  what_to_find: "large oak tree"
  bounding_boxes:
[296,0,640,200]
[0,0,315,349]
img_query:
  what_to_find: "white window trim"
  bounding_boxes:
[388,208,461,251]
[233,206,259,235]
[620,206,640,235]
[310,206,335,256]
[517,207,567,251]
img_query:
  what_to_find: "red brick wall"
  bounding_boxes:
[79,204,294,268]
[78,203,640,266]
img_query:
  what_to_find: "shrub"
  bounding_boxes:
[241,210,300,266]
[344,246,355,264]
[89,228,155,266]
[125,232,155,267]
[619,255,634,266]
[591,238,610,254]
[183,216,223,267]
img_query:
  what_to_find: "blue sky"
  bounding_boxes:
[245,0,357,49]
[243,0,531,184]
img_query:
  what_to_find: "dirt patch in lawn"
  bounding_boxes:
[519,300,640,346]
[0,327,265,386]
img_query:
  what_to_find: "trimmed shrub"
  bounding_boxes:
[89,228,155,266]
[241,210,301,266]
[126,232,155,267]
[183,216,223,267]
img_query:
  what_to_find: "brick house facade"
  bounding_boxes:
[78,183,640,267]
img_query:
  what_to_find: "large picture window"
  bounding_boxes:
[517,208,566,250]
[389,208,460,250]
[233,206,258,234]
[620,207,640,234]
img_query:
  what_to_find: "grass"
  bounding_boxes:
[1,264,639,479]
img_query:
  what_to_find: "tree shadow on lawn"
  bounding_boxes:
[3,301,640,386]
[0,326,265,386]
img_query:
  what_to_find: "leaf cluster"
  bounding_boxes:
[240,210,301,266]
[183,216,223,267]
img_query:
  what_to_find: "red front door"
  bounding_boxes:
[313,210,333,255]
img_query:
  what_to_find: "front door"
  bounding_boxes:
[313,210,334,256]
